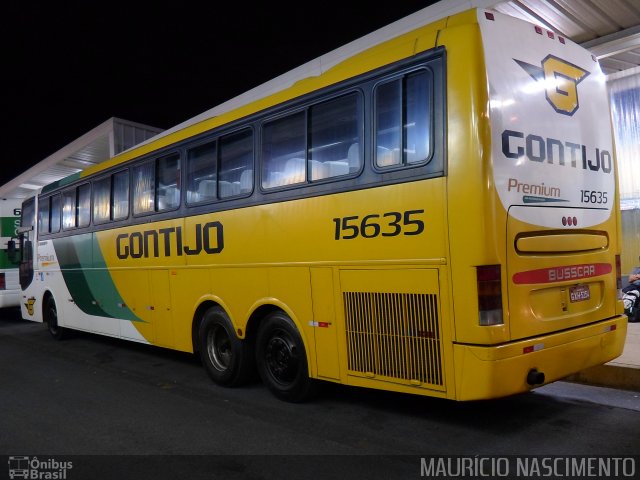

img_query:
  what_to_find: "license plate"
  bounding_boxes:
[570,285,590,303]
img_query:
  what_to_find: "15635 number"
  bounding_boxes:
[333,209,425,240]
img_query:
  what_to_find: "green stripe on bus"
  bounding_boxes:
[52,234,141,322]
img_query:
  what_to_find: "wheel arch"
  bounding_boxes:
[41,289,56,324]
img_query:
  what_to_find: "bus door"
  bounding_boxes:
[480,10,618,339]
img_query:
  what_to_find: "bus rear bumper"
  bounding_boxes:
[452,315,628,401]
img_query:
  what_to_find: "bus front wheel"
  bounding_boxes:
[44,296,66,340]
[198,306,253,387]
[256,311,317,403]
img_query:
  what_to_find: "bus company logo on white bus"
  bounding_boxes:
[24,297,36,316]
[37,254,56,267]
[515,54,589,116]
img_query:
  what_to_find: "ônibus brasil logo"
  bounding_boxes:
[515,54,590,116]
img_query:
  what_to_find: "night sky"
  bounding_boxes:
[1,1,437,186]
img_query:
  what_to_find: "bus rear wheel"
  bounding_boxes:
[198,306,253,387]
[256,311,317,403]
[44,296,66,340]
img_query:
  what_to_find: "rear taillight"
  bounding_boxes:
[477,265,504,326]
[615,254,623,299]
[0,273,5,290]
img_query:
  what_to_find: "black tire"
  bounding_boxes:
[44,296,66,340]
[255,311,317,403]
[198,306,253,387]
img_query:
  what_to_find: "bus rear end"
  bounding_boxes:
[453,10,627,400]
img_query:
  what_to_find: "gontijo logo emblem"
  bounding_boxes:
[515,55,590,116]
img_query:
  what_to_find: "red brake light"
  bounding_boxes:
[0,273,5,290]
[476,265,503,326]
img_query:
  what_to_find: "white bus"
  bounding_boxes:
[0,198,21,308]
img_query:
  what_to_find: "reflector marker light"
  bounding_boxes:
[309,321,330,328]
[523,343,544,354]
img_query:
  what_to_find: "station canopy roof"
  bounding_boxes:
[0,117,163,200]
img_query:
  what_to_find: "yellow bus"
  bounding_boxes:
[14,6,627,402]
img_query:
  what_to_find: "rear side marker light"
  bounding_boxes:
[0,273,5,290]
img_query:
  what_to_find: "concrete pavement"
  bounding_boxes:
[566,321,640,392]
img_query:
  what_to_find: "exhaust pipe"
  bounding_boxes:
[526,368,545,386]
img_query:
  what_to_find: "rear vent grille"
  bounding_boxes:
[343,292,443,387]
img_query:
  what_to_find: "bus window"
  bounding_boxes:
[262,111,305,189]
[38,197,50,233]
[93,176,111,224]
[157,153,181,211]
[50,194,61,233]
[112,170,129,220]
[309,93,362,179]
[375,69,432,168]
[405,70,432,164]
[62,189,76,229]
[133,161,155,215]
[187,141,216,204]
[219,129,253,198]
[77,183,91,228]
